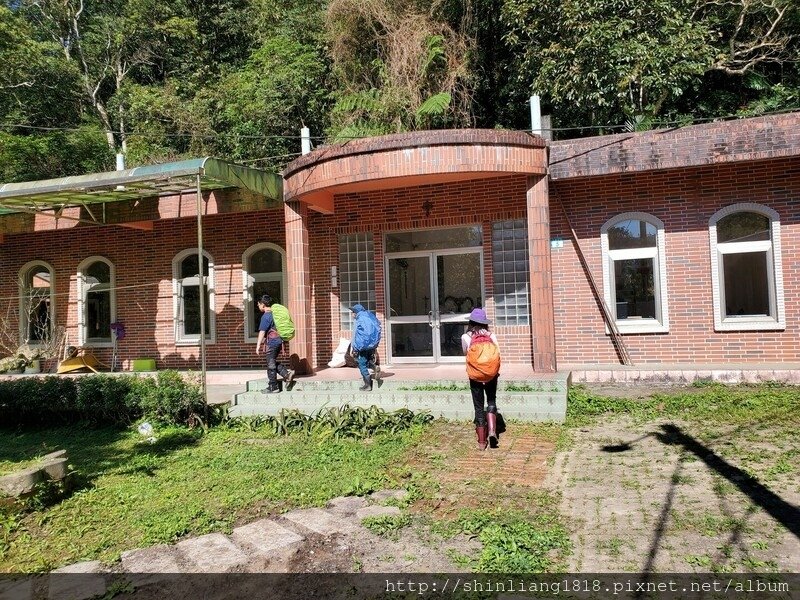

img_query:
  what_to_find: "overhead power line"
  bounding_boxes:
[0,105,798,148]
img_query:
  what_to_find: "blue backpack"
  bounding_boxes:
[355,311,382,351]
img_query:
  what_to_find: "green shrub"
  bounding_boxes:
[0,371,206,429]
[131,371,206,427]
[76,374,140,425]
[225,405,434,440]
[0,377,77,427]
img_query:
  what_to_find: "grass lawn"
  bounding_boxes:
[1,382,797,574]
[0,423,423,572]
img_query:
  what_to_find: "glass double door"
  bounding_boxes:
[386,249,484,363]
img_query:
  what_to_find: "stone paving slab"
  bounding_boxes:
[48,563,106,600]
[0,578,34,600]
[356,505,401,520]
[281,508,359,535]
[231,519,303,556]
[51,561,104,574]
[370,489,409,503]
[176,533,249,572]
[325,495,368,516]
[121,544,184,585]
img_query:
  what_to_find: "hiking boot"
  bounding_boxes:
[475,424,488,450]
[373,364,381,382]
[285,369,295,385]
[487,412,498,449]
[359,375,372,391]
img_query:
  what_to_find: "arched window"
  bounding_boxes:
[601,212,669,333]
[709,203,785,331]
[173,249,215,343]
[242,243,286,341]
[77,257,115,346]
[19,261,55,345]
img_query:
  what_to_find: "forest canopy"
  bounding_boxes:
[0,0,797,181]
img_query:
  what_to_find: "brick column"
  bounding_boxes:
[526,175,557,372]
[285,200,313,374]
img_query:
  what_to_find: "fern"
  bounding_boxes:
[332,89,382,114]
[422,35,446,74]
[416,92,451,117]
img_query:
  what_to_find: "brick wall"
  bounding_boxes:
[307,175,534,367]
[549,113,800,180]
[551,157,800,365]
[0,208,286,370]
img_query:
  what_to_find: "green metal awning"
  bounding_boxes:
[0,157,283,216]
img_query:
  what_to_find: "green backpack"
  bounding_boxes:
[271,303,295,341]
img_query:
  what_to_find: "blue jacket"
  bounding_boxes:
[351,304,381,351]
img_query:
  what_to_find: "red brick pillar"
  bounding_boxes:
[526,175,557,372]
[284,200,313,374]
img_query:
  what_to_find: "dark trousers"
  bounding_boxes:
[266,343,289,389]
[470,375,498,425]
[355,349,377,379]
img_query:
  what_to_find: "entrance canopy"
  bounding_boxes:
[0,157,282,218]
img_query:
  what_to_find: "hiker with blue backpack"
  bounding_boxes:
[350,304,382,391]
[256,294,295,393]
[462,308,501,450]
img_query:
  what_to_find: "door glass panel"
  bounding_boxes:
[388,257,431,317]
[385,227,482,252]
[437,253,481,358]
[437,254,482,314]
[439,321,468,357]
[391,323,433,357]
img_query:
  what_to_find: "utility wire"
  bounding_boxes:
[2,106,799,143]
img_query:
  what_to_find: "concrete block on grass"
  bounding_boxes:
[282,508,359,535]
[176,533,248,572]
[231,519,303,556]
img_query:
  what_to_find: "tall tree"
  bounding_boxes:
[325,0,475,138]
[502,0,799,132]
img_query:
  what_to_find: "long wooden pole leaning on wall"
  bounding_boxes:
[555,197,634,366]
[196,173,208,409]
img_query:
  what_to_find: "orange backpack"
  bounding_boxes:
[466,331,500,383]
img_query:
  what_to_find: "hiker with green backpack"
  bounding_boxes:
[256,294,295,393]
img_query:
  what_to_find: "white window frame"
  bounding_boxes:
[601,212,669,334]
[18,260,56,346]
[709,203,785,331]
[172,248,216,345]
[242,242,287,343]
[77,256,116,347]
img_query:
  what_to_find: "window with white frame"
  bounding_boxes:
[77,257,115,346]
[19,261,55,345]
[173,249,215,343]
[601,212,669,333]
[242,243,286,341]
[709,203,785,331]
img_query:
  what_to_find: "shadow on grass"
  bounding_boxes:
[0,425,202,504]
[656,423,800,541]
[600,421,799,590]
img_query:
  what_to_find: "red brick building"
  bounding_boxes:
[0,114,797,375]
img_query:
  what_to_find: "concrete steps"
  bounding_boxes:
[228,373,570,422]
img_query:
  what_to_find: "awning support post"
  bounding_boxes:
[196,172,208,410]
